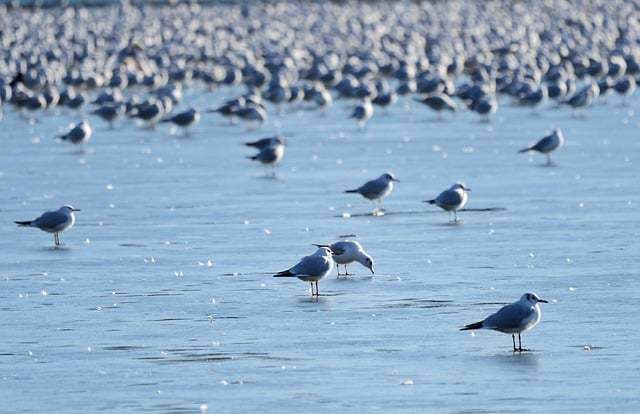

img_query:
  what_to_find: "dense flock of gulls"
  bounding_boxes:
[4,0,639,351]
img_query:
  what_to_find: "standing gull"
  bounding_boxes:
[14,205,80,246]
[312,240,374,276]
[274,247,334,296]
[350,97,373,129]
[425,183,470,222]
[461,292,548,352]
[161,107,200,136]
[518,128,564,166]
[59,120,92,146]
[245,135,285,177]
[345,172,399,215]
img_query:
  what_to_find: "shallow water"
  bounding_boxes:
[2,6,640,414]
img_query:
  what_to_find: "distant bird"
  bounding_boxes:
[612,75,636,103]
[471,94,498,121]
[130,98,164,128]
[14,205,80,246]
[415,92,457,120]
[312,240,374,276]
[350,97,373,129]
[516,85,548,112]
[246,135,285,176]
[351,96,373,129]
[372,91,397,113]
[345,172,399,215]
[59,120,92,145]
[234,103,268,130]
[91,101,125,129]
[518,128,564,166]
[274,247,334,296]
[245,134,286,150]
[161,107,200,136]
[461,292,548,352]
[562,83,599,115]
[425,182,470,222]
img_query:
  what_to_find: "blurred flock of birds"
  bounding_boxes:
[3,0,639,349]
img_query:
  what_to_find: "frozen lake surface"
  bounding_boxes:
[1,1,640,413]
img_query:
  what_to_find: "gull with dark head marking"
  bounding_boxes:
[425,182,470,222]
[312,240,374,276]
[15,205,80,246]
[274,247,334,296]
[345,172,399,215]
[461,292,548,352]
[518,128,564,166]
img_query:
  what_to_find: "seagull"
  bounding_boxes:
[460,292,548,352]
[345,172,399,215]
[312,240,374,276]
[350,97,373,129]
[246,135,285,176]
[91,101,125,129]
[518,128,564,166]
[245,134,286,150]
[14,205,80,246]
[274,247,334,296]
[425,182,470,222]
[59,120,92,145]
[415,92,457,120]
[161,107,200,136]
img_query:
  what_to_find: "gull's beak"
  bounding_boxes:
[369,266,375,275]
[73,208,81,212]
[538,298,548,303]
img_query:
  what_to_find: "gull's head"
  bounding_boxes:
[522,292,548,304]
[316,247,333,256]
[60,205,80,213]
[362,255,375,274]
[452,182,470,192]
[384,172,399,183]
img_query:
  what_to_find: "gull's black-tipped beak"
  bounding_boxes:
[538,298,548,303]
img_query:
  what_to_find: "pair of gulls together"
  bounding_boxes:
[275,246,547,351]
[346,172,470,221]
[274,240,374,296]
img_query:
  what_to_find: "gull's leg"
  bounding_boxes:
[54,232,60,246]
[518,333,523,352]
[512,334,517,352]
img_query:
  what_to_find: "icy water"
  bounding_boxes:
[2,13,640,412]
[2,85,639,413]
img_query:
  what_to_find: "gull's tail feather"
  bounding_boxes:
[15,220,32,226]
[345,189,358,193]
[460,321,484,331]
[518,147,531,153]
[425,199,436,204]
[274,270,294,277]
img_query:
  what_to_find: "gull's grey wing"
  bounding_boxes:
[483,303,534,331]
[32,211,68,230]
[436,189,462,206]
